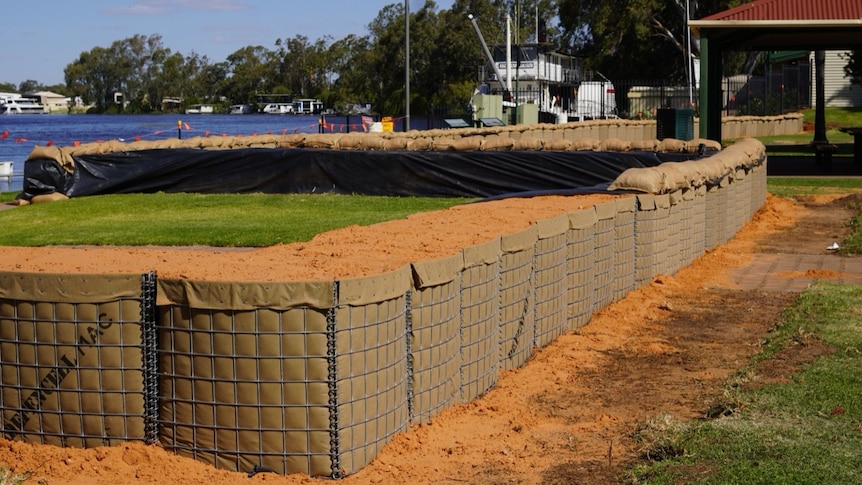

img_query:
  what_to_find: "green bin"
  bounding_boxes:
[656,108,694,140]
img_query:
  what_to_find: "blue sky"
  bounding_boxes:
[2,0,455,87]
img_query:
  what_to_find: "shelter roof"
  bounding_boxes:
[701,0,862,21]
[690,0,862,50]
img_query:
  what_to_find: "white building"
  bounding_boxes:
[31,91,69,113]
[811,50,862,108]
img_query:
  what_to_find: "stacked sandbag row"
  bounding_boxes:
[23,114,793,168]
[721,113,803,139]
[609,138,767,281]
[27,135,721,169]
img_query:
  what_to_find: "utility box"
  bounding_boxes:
[656,108,695,140]
[472,94,504,126]
[513,103,539,125]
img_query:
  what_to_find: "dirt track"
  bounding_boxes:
[0,193,858,484]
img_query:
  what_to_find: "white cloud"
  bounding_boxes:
[103,0,249,15]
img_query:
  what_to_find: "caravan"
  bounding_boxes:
[573,81,618,121]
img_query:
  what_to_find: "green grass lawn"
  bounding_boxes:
[627,282,862,484]
[726,107,862,149]
[0,192,472,247]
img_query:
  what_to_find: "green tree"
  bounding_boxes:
[221,45,275,106]
[272,35,332,98]
[557,0,745,79]
[65,46,122,112]
[17,80,41,94]
[844,50,862,86]
[327,34,375,113]
[64,34,170,112]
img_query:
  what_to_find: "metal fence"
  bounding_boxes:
[612,71,810,120]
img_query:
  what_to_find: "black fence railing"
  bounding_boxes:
[612,71,810,120]
[321,70,812,132]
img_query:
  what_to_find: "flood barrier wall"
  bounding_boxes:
[1,139,767,478]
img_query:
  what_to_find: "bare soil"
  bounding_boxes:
[0,192,856,485]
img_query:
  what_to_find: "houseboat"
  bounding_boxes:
[263,103,295,114]
[185,104,215,114]
[0,93,46,114]
[229,104,255,114]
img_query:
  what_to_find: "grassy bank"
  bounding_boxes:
[627,282,862,484]
[728,107,862,149]
[0,193,471,247]
[3,178,862,248]
[767,176,862,196]
[626,174,862,484]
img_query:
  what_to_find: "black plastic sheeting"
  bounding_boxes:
[23,148,708,199]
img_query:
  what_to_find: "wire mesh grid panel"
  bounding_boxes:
[635,194,671,287]
[682,188,707,266]
[704,184,723,250]
[718,180,733,244]
[566,210,596,332]
[534,215,570,348]
[0,273,148,447]
[724,177,741,241]
[752,160,768,213]
[738,171,753,231]
[613,198,637,302]
[498,229,537,372]
[408,257,462,424]
[460,239,502,402]
[664,193,686,276]
[335,270,410,476]
[593,202,617,309]
[158,303,333,477]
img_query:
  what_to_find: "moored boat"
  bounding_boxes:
[229,104,255,114]
[185,104,215,114]
[0,93,46,114]
[263,103,294,115]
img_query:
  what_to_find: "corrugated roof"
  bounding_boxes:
[701,0,862,21]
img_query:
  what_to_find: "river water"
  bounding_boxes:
[0,113,391,193]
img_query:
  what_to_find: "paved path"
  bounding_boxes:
[727,253,862,292]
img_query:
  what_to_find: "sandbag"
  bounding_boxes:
[608,167,666,193]
[542,138,573,151]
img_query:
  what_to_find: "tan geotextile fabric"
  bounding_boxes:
[334,266,411,476]
[566,209,597,330]
[608,138,765,194]
[634,194,672,286]
[0,272,146,446]
[593,200,617,309]
[533,214,571,348]
[613,197,637,301]
[459,237,502,402]
[409,254,463,424]
[156,278,335,476]
[498,227,538,371]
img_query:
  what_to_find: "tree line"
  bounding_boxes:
[4,0,759,115]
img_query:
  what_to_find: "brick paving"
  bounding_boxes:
[727,253,862,292]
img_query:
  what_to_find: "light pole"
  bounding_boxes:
[405,0,411,131]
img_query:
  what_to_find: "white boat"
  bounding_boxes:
[185,104,215,114]
[229,104,254,114]
[0,161,12,178]
[263,103,295,114]
[0,94,46,114]
[293,98,323,115]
